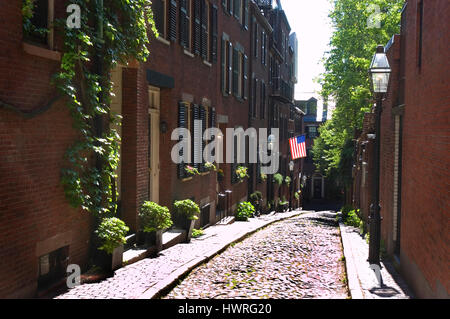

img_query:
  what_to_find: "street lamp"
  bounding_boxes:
[289,161,294,211]
[368,45,391,266]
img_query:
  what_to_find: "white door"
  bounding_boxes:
[148,86,160,203]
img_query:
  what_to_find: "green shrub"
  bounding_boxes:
[341,204,354,218]
[284,176,291,186]
[249,191,262,205]
[344,209,361,227]
[273,173,283,185]
[173,199,200,220]
[95,217,129,254]
[236,202,255,221]
[192,228,204,238]
[139,201,173,233]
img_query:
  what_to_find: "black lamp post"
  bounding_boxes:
[368,45,391,266]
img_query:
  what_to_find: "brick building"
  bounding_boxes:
[0,0,299,298]
[353,1,449,298]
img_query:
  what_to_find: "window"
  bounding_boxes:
[254,22,259,58]
[416,0,424,68]
[234,0,241,20]
[38,246,68,290]
[251,77,258,118]
[23,0,54,48]
[179,0,190,48]
[221,36,232,95]
[210,5,218,62]
[261,30,267,66]
[232,46,247,100]
[260,81,266,119]
[307,126,317,139]
[200,0,209,60]
[153,0,167,39]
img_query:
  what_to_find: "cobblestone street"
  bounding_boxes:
[164,212,348,299]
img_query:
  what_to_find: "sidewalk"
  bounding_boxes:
[53,210,306,299]
[339,221,414,299]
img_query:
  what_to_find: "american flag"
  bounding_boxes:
[289,135,306,160]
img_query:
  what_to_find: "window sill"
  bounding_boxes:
[200,171,211,176]
[156,36,171,46]
[22,42,61,61]
[203,60,212,67]
[181,177,193,182]
[183,49,195,58]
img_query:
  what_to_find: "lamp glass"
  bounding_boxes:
[369,50,391,93]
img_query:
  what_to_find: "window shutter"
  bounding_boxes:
[243,0,249,30]
[169,0,177,42]
[200,0,208,60]
[243,54,248,100]
[178,102,187,179]
[227,42,233,95]
[261,31,266,65]
[193,0,201,55]
[253,78,258,118]
[221,38,226,93]
[232,48,239,97]
[233,0,240,19]
[228,0,233,15]
[210,5,218,62]
[192,104,201,170]
[199,106,207,172]
[179,0,189,47]
[254,23,258,58]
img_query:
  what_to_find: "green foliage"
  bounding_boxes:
[22,0,50,39]
[235,166,249,181]
[249,191,262,205]
[95,217,129,254]
[344,209,362,228]
[341,204,354,218]
[273,173,283,186]
[139,201,173,233]
[284,176,292,186]
[260,172,267,181]
[204,162,217,172]
[54,1,156,219]
[316,0,403,187]
[191,228,204,238]
[236,202,255,221]
[173,199,200,221]
[294,191,300,200]
[185,165,200,176]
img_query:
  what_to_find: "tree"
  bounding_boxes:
[315,0,403,192]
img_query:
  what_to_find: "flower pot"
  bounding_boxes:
[95,245,124,272]
[185,219,196,243]
[145,229,163,252]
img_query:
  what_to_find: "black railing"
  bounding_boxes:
[271,77,293,102]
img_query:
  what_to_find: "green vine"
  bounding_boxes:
[49,1,157,219]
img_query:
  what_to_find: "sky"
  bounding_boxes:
[279,0,334,102]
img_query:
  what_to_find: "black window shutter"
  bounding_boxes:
[179,0,189,47]
[227,42,233,95]
[243,54,248,100]
[232,48,239,97]
[178,102,187,179]
[221,38,226,93]
[210,5,218,62]
[200,0,208,59]
[233,0,240,19]
[254,23,258,58]
[199,106,207,172]
[169,0,178,42]
[193,0,201,55]
[243,0,249,30]
[192,104,201,170]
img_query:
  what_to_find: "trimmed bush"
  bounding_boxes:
[139,201,173,233]
[95,217,129,254]
[236,202,255,221]
[173,199,200,221]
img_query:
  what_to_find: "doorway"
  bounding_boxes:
[148,86,160,203]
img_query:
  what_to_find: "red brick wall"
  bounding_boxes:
[0,1,91,298]
[396,0,449,298]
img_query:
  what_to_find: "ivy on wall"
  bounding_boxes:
[22,0,157,220]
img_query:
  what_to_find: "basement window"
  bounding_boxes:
[37,246,69,290]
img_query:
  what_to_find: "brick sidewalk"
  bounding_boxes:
[339,221,414,299]
[53,210,305,299]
